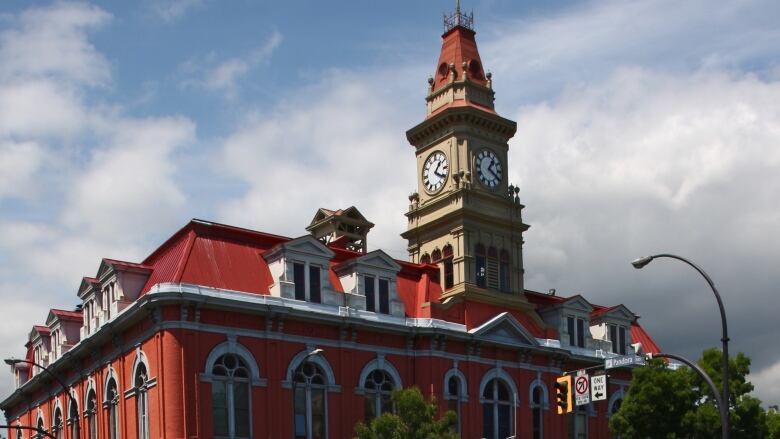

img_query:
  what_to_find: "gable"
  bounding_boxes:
[265,235,335,262]
[596,304,635,322]
[469,312,539,347]
[561,295,594,314]
[354,250,402,272]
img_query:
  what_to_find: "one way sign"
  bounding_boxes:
[590,375,607,402]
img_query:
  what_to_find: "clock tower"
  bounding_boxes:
[401,6,532,311]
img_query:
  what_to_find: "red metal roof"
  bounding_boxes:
[631,323,661,354]
[432,26,488,93]
[50,309,83,321]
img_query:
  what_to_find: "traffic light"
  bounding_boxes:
[555,375,573,414]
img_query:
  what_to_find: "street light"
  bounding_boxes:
[4,358,79,438]
[632,254,730,439]
[0,425,57,439]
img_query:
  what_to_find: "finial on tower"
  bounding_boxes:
[444,0,473,32]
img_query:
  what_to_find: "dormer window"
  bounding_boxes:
[609,324,627,355]
[264,235,336,305]
[363,276,390,314]
[335,250,404,317]
[567,316,586,348]
[293,262,322,303]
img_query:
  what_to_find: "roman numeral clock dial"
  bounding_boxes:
[422,151,449,193]
[476,149,502,188]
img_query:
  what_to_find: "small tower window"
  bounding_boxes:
[487,247,499,290]
[499,249,510,292]
[475,244,486,288]
[442,245,454,289]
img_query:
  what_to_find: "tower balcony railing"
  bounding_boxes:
[443,9,473,32]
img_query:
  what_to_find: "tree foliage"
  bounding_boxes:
[610,348,775,438]
[354,387,458,439]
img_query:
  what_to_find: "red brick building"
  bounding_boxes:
[2,7,659,439]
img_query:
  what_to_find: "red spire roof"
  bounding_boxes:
[432,25,488,93]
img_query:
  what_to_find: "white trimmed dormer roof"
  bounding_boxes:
[469,312,540,347]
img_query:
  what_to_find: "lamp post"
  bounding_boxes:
[4,358,79,438]
[0,425,57,439]
[632,254,729,439]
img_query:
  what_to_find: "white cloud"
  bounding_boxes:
[180,31,282,98]
[0,140,45,198]
[147,0,205,23]
[0,1,112,86]
[0,79,88,138]
[216,68,421,257]
[752,359,780,406]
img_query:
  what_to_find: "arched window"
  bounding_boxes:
[482,378,513,439]
[135,363,150,439]
[52,406,62,439]
[105,378,120,439]
[35,417,45,439]
[363,370,395,422]
[442,245,454,289]
[499,249,510,292]
[293,361,328,439]
[211,353,251,438]
[68,395,80,439]
[608,394,624,439]
[431,249,442,263]
[85,389,97,439]
[475,244,486,288]
[531,386,544,439]
[420,254,431,264]
[444,371,467,433]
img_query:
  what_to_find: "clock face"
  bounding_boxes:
[476,149,502,188]
[422,151,449,193]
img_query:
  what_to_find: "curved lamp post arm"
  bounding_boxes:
[5,359,78,420]
[0,424,58,439]
[6,358,73,402]
[633,253,730,439]
[641,254,728,344]
[651,353,725,416]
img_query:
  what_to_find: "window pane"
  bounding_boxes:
[234,382,250,437]
[294,387,306,438]
[576,318,585,348]
[482,403,494,438]
[568,317,576,346]
[533,407,542,439]
[309,266,321,303]
[610,325,618,353]
[378,279,389,314]
[498,404,511,439]
[476,255,486,288]
[499,260,509,292]
[619,326,627,355]
[294,263,306,301]
[380,394,393,415]
[311,388,326,439]
[364,276,375,312]
[448,376,459,396]
[444,258,454,289]
[364,396,375,423]
[211,381,228,436]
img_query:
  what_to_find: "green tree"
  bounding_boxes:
[608,357,697,438]
[354,387,458,439]
[766,409,780,439]
[610,348,774,438]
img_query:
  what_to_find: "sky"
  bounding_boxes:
[1,0,779,415]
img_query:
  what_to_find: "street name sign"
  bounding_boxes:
[605,355,646,370]
[574,373,590,406]
[590,375,607,402]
